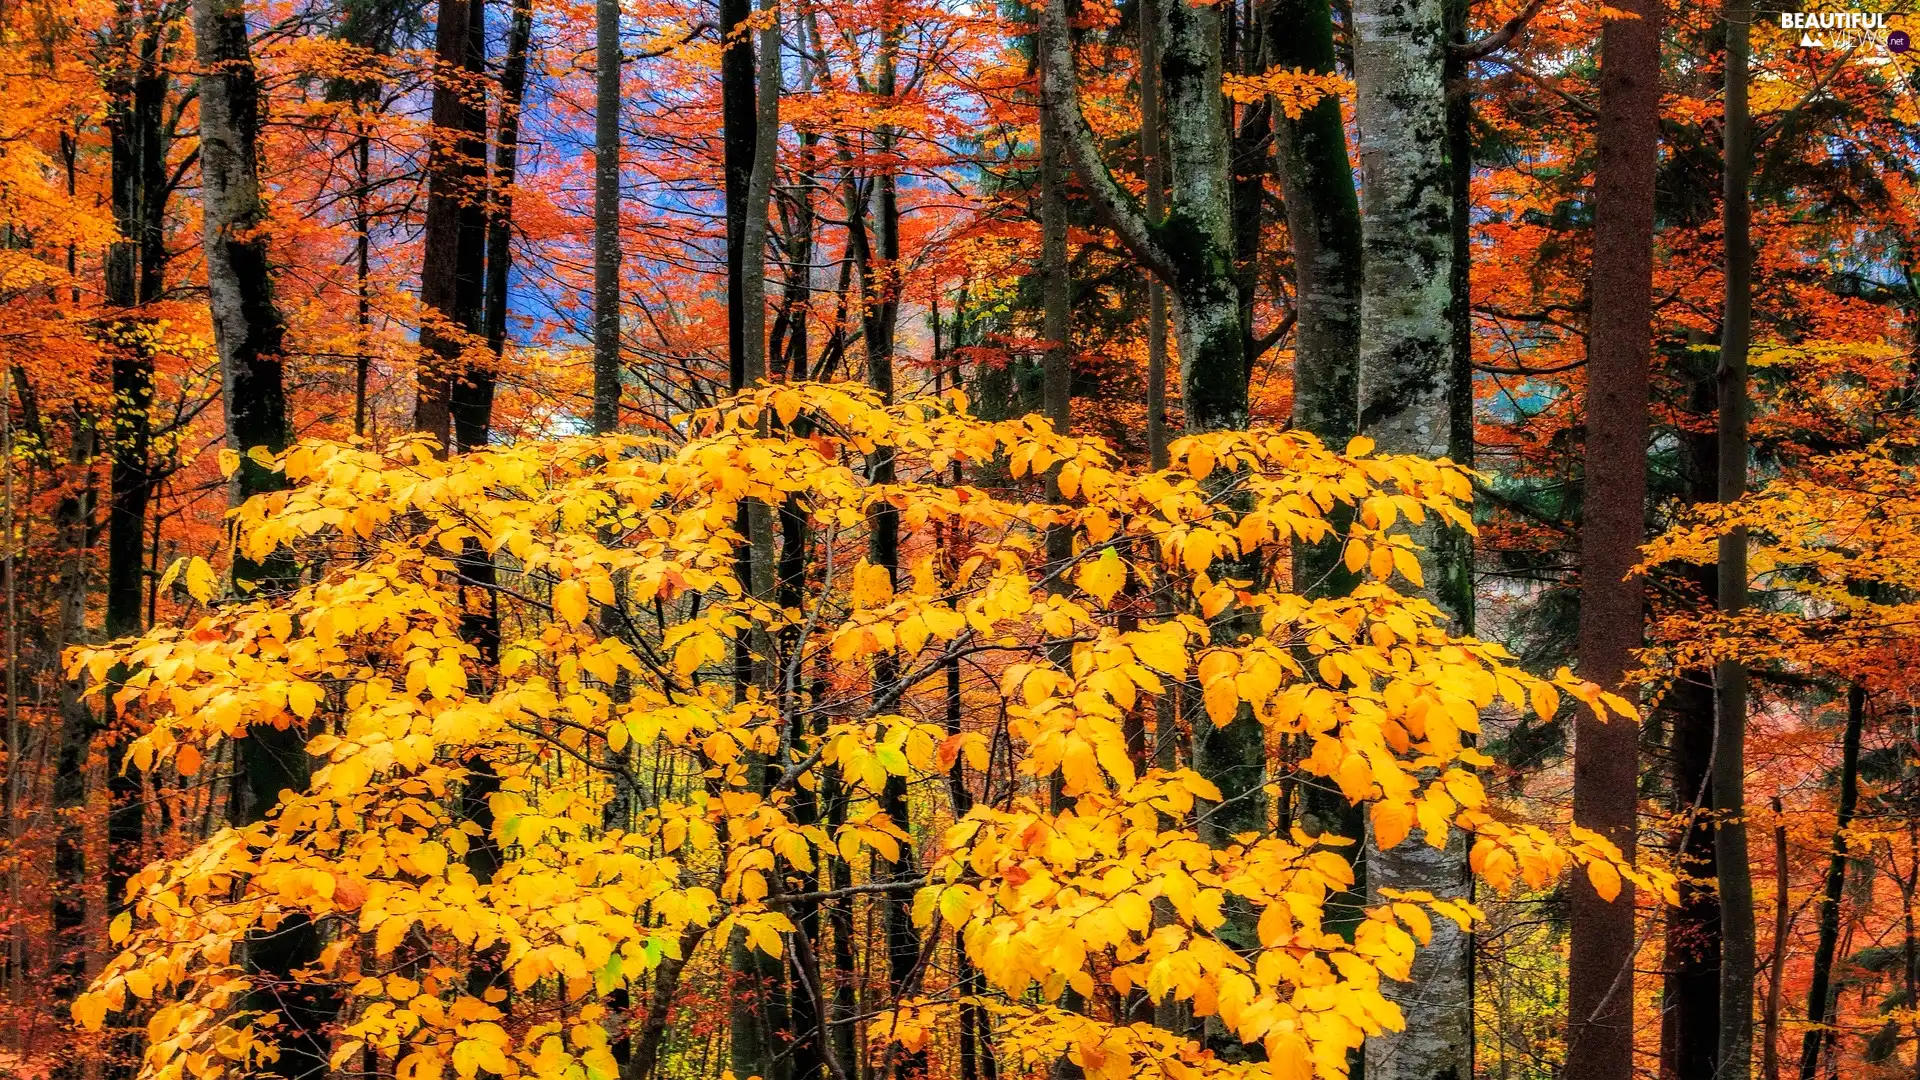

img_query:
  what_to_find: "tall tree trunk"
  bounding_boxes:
[740,0,779,389]
[1272,0,1366,965]
[1661,349,1722,1080]
[193,0,334,1071]
[49,426,95,1074]
[1796,683,1864,1080]
[486,0,533,362]
[1440,0,1473,625]
[1139,0,1168,468]
[1039,26,1071,557]
[1039,0,1243,433]
[591,0,621,429]
[861,20,924,1078]
[97,26,168,1055]
[354,129,374,436]
[1042,3,1261,1060]
[1567,2,1661,1077]
[1350,0,1468,1075]
[722,0,756,391]
[415,0,489,451]
[1762,797,1788,1080]
[725,1,785,1074]
[1273,0,1361,462]
[104,31,165,643]
[1716,0,1756,1074]
[1041,0,1258,996]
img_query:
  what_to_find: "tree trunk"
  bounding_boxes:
[1272,0,1366,967]
[1039,0,1242,432]
[1567,2,1661,1077]
[1716,0,1756,1074]
[193,0,334,1069]
[1762,797,1788,1080]
[101,30,168,1052]
[1041,0,1259,1041]
[1139,0,1168,469]
[415,0,489,451]
[49,424,96,1055]
[1661,351,1722,1080]
[740,0,779,388]
[722,0,755,391]
[1273,0,1361,460]
[104,30,166,643]
[1039,26,1072,588]
[486,0,534,363]
[1351,0,1468,1074]
[591,0,621,429]
[1796,683,1864,1080]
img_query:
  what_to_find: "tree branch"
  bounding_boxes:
[1037,0,1175,282]
[1452,0,1546,62]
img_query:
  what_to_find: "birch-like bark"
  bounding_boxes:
[1351,0,1468,1075]
[194,0,334,1070]
[1036,0,1243,432]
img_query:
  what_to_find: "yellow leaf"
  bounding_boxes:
[413,841,449,877]
[1076,548,1126,606]
[1188,442,1216,479]
[1391,547,1425,588]
[185,557,217,604]
[287,680,322,720]
[71,994,107,1032]
[1336,753,1372,802]
[1371,800,1413,850]
[1530,681,1560,721]
[1271,1032,1312,1080]
[1203,678,1239,727]
[1343,539,1368,575]
[554,580,590,626]
[1585,859,1623,902]
[125,969,153,1000]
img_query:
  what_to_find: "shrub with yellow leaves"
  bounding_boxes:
[68,384,1669,1080]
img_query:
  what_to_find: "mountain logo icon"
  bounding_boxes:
[1801,32,1826,46]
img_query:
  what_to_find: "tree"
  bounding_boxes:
[1349,0,1469,1073]
[414,0,488,451]
[1717,0,1756,1076]
[192,0,333,1069]
[72,384,1662,1080]
[592,0,621,432]
[1567,2,1662,1078]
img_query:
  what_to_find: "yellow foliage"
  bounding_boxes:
[64,384,1669,1080]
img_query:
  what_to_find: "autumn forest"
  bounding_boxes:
[0,0,1911,1077]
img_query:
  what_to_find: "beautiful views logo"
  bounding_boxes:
[1779,10,1908,54]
